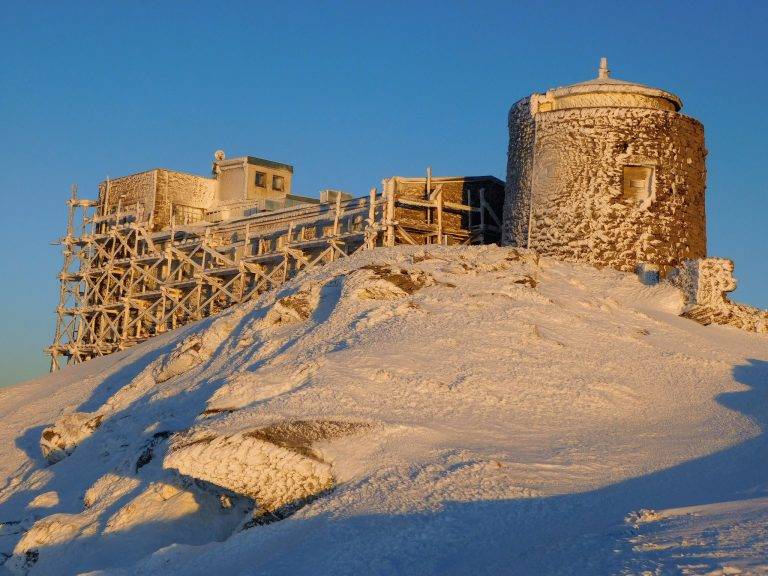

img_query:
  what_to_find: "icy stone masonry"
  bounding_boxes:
[504,103,706,275]
[502,99,536,249]
[668,258,768,334]
[97,171,156,215]
[154,170,217,229]
[97,169,216,229]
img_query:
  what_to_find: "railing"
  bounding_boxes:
[170,203,206,226]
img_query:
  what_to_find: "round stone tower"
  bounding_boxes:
[502,58,706,274]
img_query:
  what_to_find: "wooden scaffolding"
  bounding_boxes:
[48,172,504,371]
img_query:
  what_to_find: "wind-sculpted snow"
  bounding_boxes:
[0,246,767,575]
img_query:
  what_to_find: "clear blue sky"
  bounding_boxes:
[1,1,766,387]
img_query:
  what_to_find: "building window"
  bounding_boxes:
[622,165,654,204]
[254,171,267,188]
[272,175,285,192]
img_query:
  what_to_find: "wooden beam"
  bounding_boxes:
[436,186,443,244]
[49,175,495,369]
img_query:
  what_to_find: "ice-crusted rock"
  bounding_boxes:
[154,336,205,383]
[155,315,240,382]
[5,549,40,576]
[26,491,59,510]
[669,258,768,334]
[7,475,248,576]
[352,264,436,300]
[624,508,661,528]
[6,512,97,575]
[264,285,321,326]
[444,248,539,274]
[164,420,369,517]
[83,472,141,509]
[40,411,104,464]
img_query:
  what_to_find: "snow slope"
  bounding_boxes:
[1,245,766,575]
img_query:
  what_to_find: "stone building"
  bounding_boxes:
[97,152,317,231]
[503,58,707,274]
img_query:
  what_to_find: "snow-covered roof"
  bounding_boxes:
[540,58,683,112]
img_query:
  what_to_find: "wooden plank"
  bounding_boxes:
[395,225,420,246]
[436,186,443,244]
[386,179,396,247]
[396,197,480,212]
[50,175,497,370]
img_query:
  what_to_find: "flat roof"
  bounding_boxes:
[245,156,294,173]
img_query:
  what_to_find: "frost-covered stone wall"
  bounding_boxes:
[97,171,156,219]
[504,102,706,274]
[669,258,768,334]
[502,98,536,247]
[154,170,217,230]
[97,170,216,230]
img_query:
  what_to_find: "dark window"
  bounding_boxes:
[272,175,285,192]
[254,171,267,188]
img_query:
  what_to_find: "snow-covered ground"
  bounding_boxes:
[1,245,766,575]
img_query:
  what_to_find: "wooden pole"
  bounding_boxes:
[332,191,342,236]
[436,186,443,245]
[479,189,486,229]
[366,187,377,249]
[148,171,157,231]
[50,185,80,371]
[478,188,486,244]
[102,177,110,234]
[425,167,432,234]
[385,179,396,247]
[368,187,376,225]
[102,177,109,210]
[117,195,123,227]
[66,184,77,238]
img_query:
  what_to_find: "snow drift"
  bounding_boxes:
[0,245,766,575]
